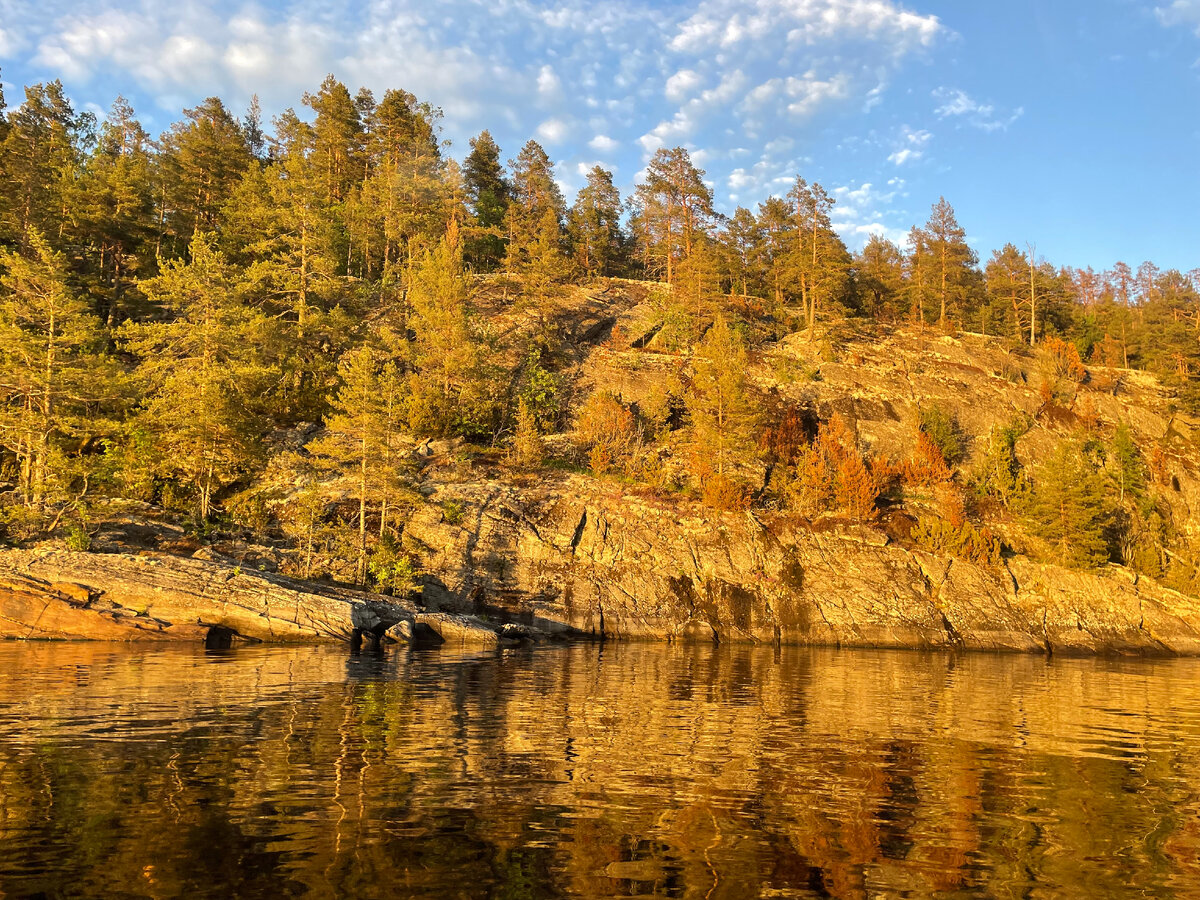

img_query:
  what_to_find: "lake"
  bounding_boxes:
[0,641,1198,898]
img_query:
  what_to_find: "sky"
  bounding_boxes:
[0,0,1197,273]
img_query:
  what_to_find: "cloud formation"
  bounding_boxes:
[1,0,948,226]
[932,87,1023,132]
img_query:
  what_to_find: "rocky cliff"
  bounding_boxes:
[0,549,502,647]
[396,471,1200,655]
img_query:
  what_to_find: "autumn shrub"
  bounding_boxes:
[918,404,964,465]
[578,391,636,449]
[911,517,1002,566]
[1037,336,1088,403]
[700,472,749,511]
[511,399,544,467]
[588,443,612,476]
[759,406,810,466]
[786,413,879,521]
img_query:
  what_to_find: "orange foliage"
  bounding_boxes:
[790,413,880,521]
[589,443,612,476]
[936,483,968,528]
[1043,336,1087,383]
[902,432,953,487]
[701,472,749,511]
[759,406,808,466]
[1150,445,1169,486]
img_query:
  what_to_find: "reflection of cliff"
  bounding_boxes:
[1,644,1199,898]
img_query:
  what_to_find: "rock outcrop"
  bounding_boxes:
[0,549,501,646]
[402,473,1200,656]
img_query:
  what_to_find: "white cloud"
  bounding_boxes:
[536,117,569,144]
[589,133,619,152]
[933,87,1023,131]
[887,126,930,165]
[665,68,702,101]
[1157,1,1200,34]
[537,64,561,99]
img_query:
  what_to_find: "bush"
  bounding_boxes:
[918,404,964,466]
[65,524,92,552]
[1024,440,1114,568]
[511,400,544,468]
[700,472,748,511]
[911,517,1002,566]
[442,500,465,525]
[786,414,879,521]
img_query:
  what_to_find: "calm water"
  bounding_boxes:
[1,643,1199,899]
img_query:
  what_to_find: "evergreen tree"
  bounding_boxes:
[0,232,109,507]
[567,166,623,278]
[405,228,495,437]
[720,206,764,299]
[122,233,266,520]
[75,96,156,325]
[309,347,407,583]
[855,235,906,320]
[303,75,363,207]
[633,147,714,284]
[462,130,509,272]
[923,197,978,328]
[158,97,252,253]
[786,176,850,339]
[0,81,91,249]
[505,140,566,289]
[688,315,755,481]
[1026,440,1114,568]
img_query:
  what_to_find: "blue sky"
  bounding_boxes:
[1,0,1197,273]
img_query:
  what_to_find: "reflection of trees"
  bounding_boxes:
[0,644,1199,897]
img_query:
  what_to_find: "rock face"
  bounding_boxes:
[0,550,500,646]
[401,474,1200,656]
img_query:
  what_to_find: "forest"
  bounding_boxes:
[1,73,1198,594]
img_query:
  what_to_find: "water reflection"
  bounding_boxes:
[1,642,1199,898]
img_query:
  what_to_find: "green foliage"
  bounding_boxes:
[518,348,560,431]
[1024,440,1115,568]
[911,517,1002,566]
[971,416,1030,506]
[442,500,465,526]
[918,404,964,466]
[368,533,418,596]
[64,524,92,552]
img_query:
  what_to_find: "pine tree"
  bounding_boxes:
[405,228,495,437]
[122,233,266,520]
[505,140,566,288]
[462,131,509,272]
[308,346,407,583]
[720,206,764,299]
[75,96,156,326]
[567,166,623,278]
[303,75,363,207]
[158,97,252,252]
[0,232,109,507]
[633,147,714,284]
[689,315,755,481]
[1026,441,1114,568]
[923,197,977,328]
[785,176,850,339]
[0,81,91,249]
[856,235,906,320]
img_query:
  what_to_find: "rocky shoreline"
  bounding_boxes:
[0,549,507,649]
[6,509,1200,656]
[375,471,1200,657]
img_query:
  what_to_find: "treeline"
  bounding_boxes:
[0,73,1197,586]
